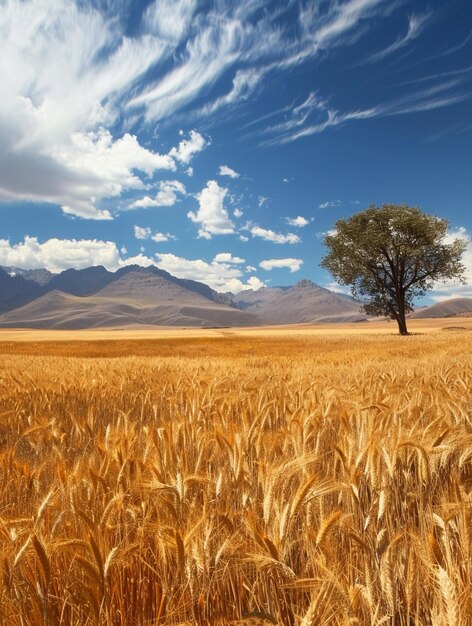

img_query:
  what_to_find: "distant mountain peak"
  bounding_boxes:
[292,279,319,290]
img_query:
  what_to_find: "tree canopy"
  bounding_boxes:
[320,204,467,334]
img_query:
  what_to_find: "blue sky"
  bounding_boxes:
[0,0,471,298]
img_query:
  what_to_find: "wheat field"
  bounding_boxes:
[1,326,471,625]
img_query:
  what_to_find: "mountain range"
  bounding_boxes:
[0,265,471,329]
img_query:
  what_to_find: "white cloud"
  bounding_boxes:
[120,253,155,268]
[309,0,390,50]
[0,0,185,219]
[152,232,176,242]
[1,0,454,218]
[143,0,198,43]
[367,12,432,63]
[286,216,309,227]
[258,196,268,207]
[155,252,263,293]
[127,6,282,122]
[1,124,176,219]
[131,180,186,208]
[239,235,249,242]
[186,167,194,176]
[245,276,265,291]
[1,0,446,221]
[324,281,351,295]
[317,228,338,239]
[263,78,472,146]
[196,69,261,117]
[218,165,240,178]
[0,237,264,293]
[259,258,303,272]
[0,236,121,273]
[319,200,342,209]
[234,208,243,218]
[169,130,206,164]
[250,225,300,244]
[134,225,176,242]
[188,180,235,238]
[430,227,472,300]
[213,253,245,264]
[134,226,152,240]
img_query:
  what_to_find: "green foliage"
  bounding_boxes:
[321,204,467,334]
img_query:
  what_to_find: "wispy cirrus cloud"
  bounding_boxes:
[366,11,433,63]
[194,69,262,119]
[261,76,472,145]
[1,0,462,220]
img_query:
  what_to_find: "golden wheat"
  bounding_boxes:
[0,329,471,624]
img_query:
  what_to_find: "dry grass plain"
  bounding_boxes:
[1,321,472,625]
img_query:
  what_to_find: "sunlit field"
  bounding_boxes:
[1,323,472,625]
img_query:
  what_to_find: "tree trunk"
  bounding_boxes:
[396,295,409,335]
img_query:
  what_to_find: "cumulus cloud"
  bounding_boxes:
[134,226,175,242]
[324,281,352,295]
[134,226,152,240]
[213,253,245,264]
[169,130,206,164]
[286,216,309,227]
[188,180,235,238]
[155,252,264,292]
[131,180,186,208]
[120,254,155,268]
[250,225,300,244]
[152,232,176,242]
[259,258,303,272]
[1,124,176,219]
[0,236,121,273]
[233,209,243,218]
[0,0,189,219]
[218,165,240,178]
[430,227,472,300]
[0,236,265,292]
[0,0,215,219]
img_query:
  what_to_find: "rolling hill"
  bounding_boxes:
[410,297,472,319]
[0,270,262,329]
[233,279,366,324]
[3,264,470,329]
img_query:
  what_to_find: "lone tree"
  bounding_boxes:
[320,204,467,335]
